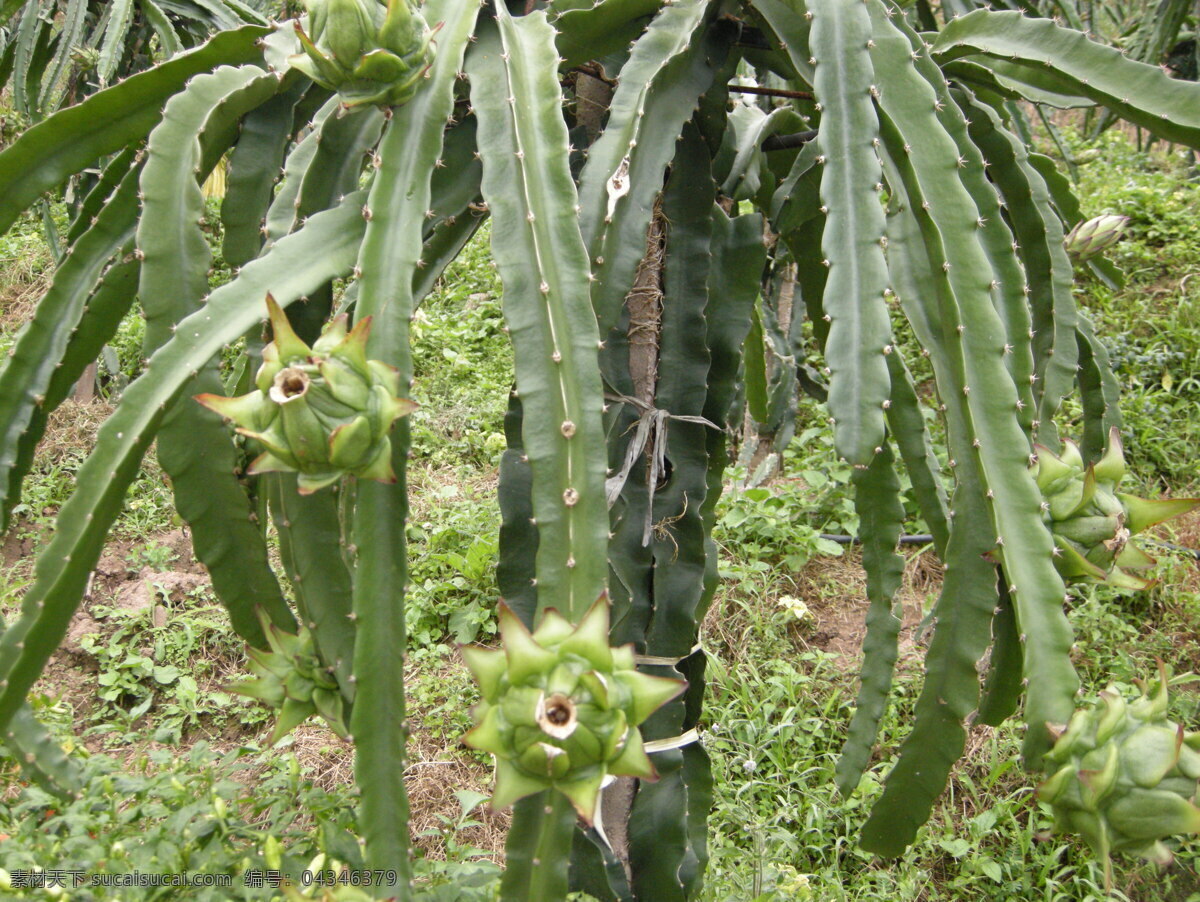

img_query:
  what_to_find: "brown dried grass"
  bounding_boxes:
[39,399,115,461]
[0,247,53,327]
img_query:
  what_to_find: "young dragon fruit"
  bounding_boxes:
[462,597,685,822]
[228,610,350,744]
[1033,428,1198,590]
[197,295,416,495]
[289,0,438,108]
[1038,661,1200,887]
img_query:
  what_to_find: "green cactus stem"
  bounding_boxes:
[196,295,418,495]
[463,596,685,822]
[1038,661,1200,889]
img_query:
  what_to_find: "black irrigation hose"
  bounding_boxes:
[1143,538,1200,562]
[820,533,934,546]
[818,534,1200,561]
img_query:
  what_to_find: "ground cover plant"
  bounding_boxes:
[1,0,1200,899]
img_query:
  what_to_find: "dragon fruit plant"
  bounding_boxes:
[0,0,1198,897]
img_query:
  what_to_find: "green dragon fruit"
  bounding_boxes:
[1037,661,1200,887]
[228,610,350,744]
[1032,428,1198,590]
[1064,214,1129,263]
[462,597,685,822]
[197,295,416,495]
[289,0,437,108]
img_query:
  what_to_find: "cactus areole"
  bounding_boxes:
[462,597,685,822]
[196,295,418,494]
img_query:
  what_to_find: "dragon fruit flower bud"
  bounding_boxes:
[1065,215,1129,262]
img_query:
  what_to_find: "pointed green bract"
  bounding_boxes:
[198,296,416,492]
[1030,430,1197,590]
[226,610,350,742]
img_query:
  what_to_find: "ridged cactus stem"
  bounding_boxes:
[575,0,723,335]
[221,80,308,268]
[809,0,893,467]
[503,792,575,901]
[956,90,1077,446]
[7,258,142,517]
[932,11,1200,146]
[347,0,478,882]
[0,25,269,236]
[0,192,367,736]
[869,0,1078,767]
[0,164,138,526]
[468,6,608,623]
[896,55,1037,439]
[138,65,298,646]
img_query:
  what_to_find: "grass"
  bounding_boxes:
[0,126,1199,901]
